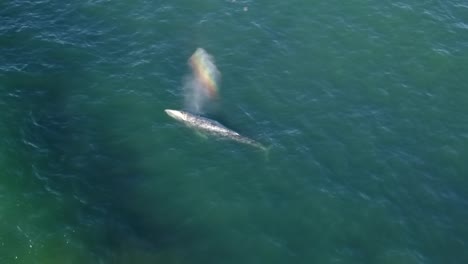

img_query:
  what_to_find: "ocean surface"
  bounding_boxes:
[1,1,468,263]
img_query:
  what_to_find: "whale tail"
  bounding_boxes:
[257,143,273,161]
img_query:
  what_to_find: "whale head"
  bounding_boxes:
[165,109,187,122]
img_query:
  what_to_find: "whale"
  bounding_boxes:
[165,109,265,150]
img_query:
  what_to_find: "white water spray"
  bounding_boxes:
[183,48,221,114]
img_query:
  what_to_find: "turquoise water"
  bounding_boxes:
[1,1,468,263]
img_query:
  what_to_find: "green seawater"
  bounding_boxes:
[1,1,468,263]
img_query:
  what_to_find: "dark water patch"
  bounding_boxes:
[1,45,175,261]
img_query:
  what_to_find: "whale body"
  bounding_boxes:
[165,109,265,150]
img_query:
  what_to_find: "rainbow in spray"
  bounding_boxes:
[189,48,220,98]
